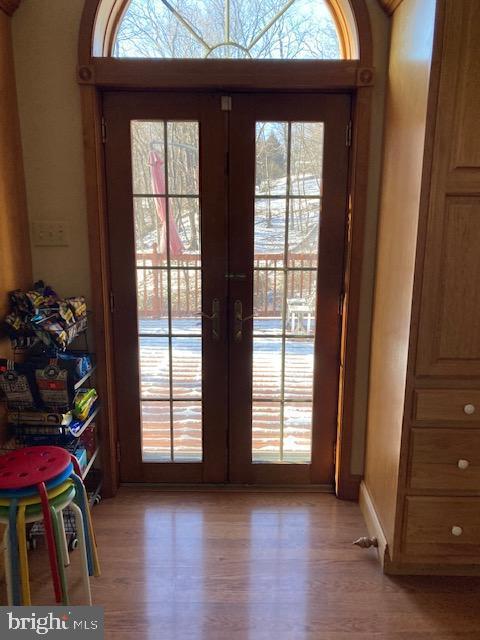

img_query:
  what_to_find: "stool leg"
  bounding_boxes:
[16,504,31,605]
[37,482,62,603]
[71,474,94,576]
[58,508,70,567]
[51,506,69,606]
[84,498,100,578]
[8,499,22,605]
[69,502,92,605]
[70,455,83,479]
[3,527,13,606]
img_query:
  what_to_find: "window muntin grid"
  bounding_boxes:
[114,0,342,60]
[132,120,203,463]
[252,121,324,464]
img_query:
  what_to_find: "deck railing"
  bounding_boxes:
[136,245,316,318]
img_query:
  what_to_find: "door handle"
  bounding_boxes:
[197,298,220,341]
[234,300,253,342]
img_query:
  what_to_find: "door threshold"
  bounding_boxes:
[120,483,335,493]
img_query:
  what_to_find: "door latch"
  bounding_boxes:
[225,273,246,280]
[197,298,220,341]
[234,300,253,342]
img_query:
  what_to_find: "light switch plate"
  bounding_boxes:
[32,220,69,246]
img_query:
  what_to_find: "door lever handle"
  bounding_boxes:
[196,298,220,341]
[234,300,253,342]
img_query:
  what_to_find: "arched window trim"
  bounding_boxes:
[90,0,362,61]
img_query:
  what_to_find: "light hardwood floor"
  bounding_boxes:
[8,489,480,639]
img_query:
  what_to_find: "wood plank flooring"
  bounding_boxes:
[6,488,480,639]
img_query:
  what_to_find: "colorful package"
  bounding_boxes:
[32,353,92,410]
[7,410,72,426]
[81,424,97,458]
[3,313,31,337]
[35,361,73,411]
[73,388,98,421]
[0,360,39,410]
[14,424,66,436]
[66,297,87,320]
[56,352,92,380]
[2,283,87,351]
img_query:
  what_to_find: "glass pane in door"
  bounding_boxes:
[252,121,324,463]
[131,120,202,462]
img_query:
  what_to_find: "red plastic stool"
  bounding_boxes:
[0,447,72,603]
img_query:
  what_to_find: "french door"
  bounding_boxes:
[104,91,350,485]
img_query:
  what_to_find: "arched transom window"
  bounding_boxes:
[113,0,344,59]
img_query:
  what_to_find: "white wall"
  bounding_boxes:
[351,0,390,474]
[11,0,389,476]
[12,0,90,304]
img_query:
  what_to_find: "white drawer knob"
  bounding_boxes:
[451,526,463,537]
[464,404,475,415]
[458,459,470,470]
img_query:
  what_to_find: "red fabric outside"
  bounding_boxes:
[148,150,184,257]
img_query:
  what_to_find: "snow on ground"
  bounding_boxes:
[254,175,321,257]
[139,318,314,462]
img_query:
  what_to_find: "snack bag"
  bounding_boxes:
[81,424,97,458]
[0,359,39,410]
[73,388,98,421]
[56,352,92,380]
[35,360,72,411]
[66,296,87,320]
[34,317,68,350]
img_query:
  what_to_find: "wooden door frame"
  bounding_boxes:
[77,0,374,499]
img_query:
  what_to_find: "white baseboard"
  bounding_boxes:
[358,480,391,569]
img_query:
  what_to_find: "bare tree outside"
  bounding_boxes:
[113,0,341,59]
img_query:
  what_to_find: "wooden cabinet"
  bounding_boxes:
[360,0,480,575]
[414,390,480,425]
[403,497,480,558]
[416,197,480,378]
[416,1,480,380]
[409,429,480,493]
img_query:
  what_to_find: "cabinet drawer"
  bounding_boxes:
[403,497,480,557]
[409,429,480,492]
[414,389,480,424]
